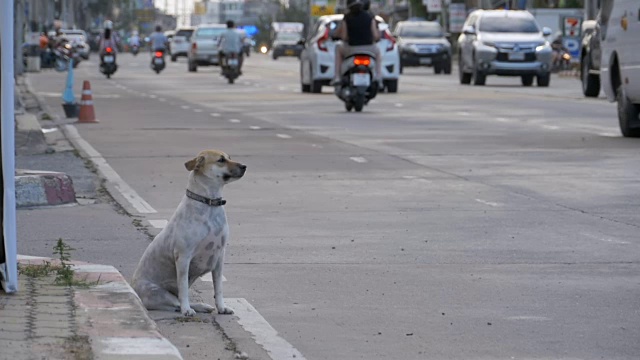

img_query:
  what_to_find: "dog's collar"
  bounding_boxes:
[186,190,226,207]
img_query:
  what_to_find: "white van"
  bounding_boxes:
[599,0,640,137]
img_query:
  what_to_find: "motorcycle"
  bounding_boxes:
[151,50,166,74]
[221,52,241,84]
[53,41,81,72]
[334,53,378,112]
[131,44,140,56]
[100,47,118,79]
[552,48,572,72]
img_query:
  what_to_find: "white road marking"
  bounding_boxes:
[598,132,619,137]
[63,125,157,214]
[229,119,241,123]
[349,156,368,163]
[158,98,167,102]
[149,219,168,229]
[181,105,190,110]
[250,126,262,130]
[495,117,511,123]
[193,109,203,113]
[227,298,306,360]
[543,125,560,130]
[210,113,221,117]
[505,316,551,321]
[198,272,226,282]
[475,198,503,207]
[148,94,157,99]
[394,103,404,107]
[276,134,291,139]
[457,111,471,116]
[581,232,629,245]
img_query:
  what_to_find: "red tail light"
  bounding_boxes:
[353,55,371,66]
[106,47,113,53]
[383,30,396,52]
[317,28,330,52]
[155,51,163,57]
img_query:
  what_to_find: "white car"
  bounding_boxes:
[169,27,194,62]
[300,14,401,93]
[187,24,226,72]
[599,0,640,137]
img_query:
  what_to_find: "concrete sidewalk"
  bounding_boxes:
[2,73,244,360]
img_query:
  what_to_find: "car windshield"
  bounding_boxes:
[196,28,226,38]
[398,25,443,38]
[176,29,193,39]
[478,17,539,33]
[276,32,300,41]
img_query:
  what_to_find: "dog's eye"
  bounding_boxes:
[217,157,226,163]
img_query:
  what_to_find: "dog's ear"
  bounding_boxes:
[185,156,206,172]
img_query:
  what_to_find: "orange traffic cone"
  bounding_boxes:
[77,80,98,123]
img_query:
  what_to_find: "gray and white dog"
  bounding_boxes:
[132,150,247,316]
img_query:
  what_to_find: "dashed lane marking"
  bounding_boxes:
[475,199,503,207]
[349,157,368,163]
[181,105,190,110]
[250,126,261,130]
[276,134,291,139]
[193,109,203,113]
[210,113,221,117]
[229,119,241,123]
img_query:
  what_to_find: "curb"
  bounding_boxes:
[17,255,183,360]
[15,170,76,208]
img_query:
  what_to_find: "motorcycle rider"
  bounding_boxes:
[550,32,569,67]
[218,20,244,74]
[149,25,169,55]
[331,0,382,86]
[129,31,141,52]
[99,20,118,71]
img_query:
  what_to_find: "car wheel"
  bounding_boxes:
[537,72,550,87]
[459,57,471,84]
[273,54,278,60]
[171,55,177,62]
[443,60,452,74]
[311,80,322,93]
[434,63,442,74]
[301,63,311,93]
[521,75,534,86]
[399,63,404,74]
[617,85,640,137]
[581,55,600,97]
[385,79,398,93]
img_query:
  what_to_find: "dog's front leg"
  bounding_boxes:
[213,250,233,314]
[176,254,196,316]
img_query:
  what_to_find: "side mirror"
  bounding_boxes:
[462,25,475,35]
[297,39,305,46]
[542,27,552,36]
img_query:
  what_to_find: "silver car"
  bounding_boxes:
[457,10,553,87]
[188,24,226,72]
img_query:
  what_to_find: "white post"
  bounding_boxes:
[1,0,19,293]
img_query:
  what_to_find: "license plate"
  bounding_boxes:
[419,58,432,65]
[228,58,238,66]
[508,52,525,61]
[104,55,114,63]
[154,58,163,64]
[285,49,295,55]
[352,73,370,87]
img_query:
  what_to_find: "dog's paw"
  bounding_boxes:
[218,307,234,315]
[182,308,196,317]
[192,303,215,313]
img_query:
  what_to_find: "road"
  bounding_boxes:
[32,52,639,360]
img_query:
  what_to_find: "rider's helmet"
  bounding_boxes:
[104,20,114,30]
[362,0,371,11]
[155,25,162,32]
[226,20,235,28]
[346,0,363,12]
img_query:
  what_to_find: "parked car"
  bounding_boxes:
[300,14,400,94]
[457,10,553,86]
[60,29,90,60]
[599,0,640,137]
[170,27,194,62]
[271,31,304,60]
[580,20,601,97]
[393,20,452,74]
[187,24,227,72]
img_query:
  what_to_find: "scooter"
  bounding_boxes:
[221,52,241,84]
[131,44,140,56]
[151,50,166,74]
[334,53,378,112]
[99,47,118,79]
[552,49,572,72]
[53,41,81,72]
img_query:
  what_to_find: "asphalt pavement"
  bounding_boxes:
[21,51,640,360]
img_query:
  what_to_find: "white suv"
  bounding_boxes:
[300,14,401,93]
[599,0,640,137]
[170,27,194,62]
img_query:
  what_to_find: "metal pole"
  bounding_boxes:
[1,0,19,294]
